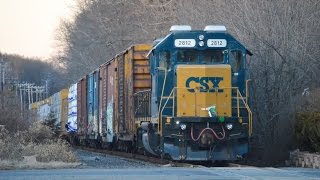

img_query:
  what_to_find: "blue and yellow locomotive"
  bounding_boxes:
[138,25,253,161]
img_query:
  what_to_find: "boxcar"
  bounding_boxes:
[77,76,88,144]
[96,44,152,148]
[29,97,51,122]
[47,89,68,132]
[87,69,100,143]
[68,83,77,131]
[98,62,108,144]
[60,89,69,132]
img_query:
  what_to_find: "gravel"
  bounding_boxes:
[74,149,159,169]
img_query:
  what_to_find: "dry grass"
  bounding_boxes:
[295,112,320,152]
[23,140,77,162]
[295,89,320,152]
[0,122,78,169]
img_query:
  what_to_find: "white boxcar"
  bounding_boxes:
[50,91,61,127]
[37,98,51,122]
[68,83,77,131]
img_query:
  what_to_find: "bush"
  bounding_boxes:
[0,91,28,133]
[19,122,54,144]
[0,122,77,162]
[295,112,320,152]
[0,127,24,161]
[23,140,76,162]
[294,89,320,152]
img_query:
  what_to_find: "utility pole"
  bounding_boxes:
[33,86,45,102]
[45,80,48,98]
[15,82,46,111]
[35,86,38,102]
[28,83,31,105]
[0,59,5,110]
[19,85,23,116]
[2,65,4,88]
[0,58,4,92]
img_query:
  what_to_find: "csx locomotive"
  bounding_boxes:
[30,25,253,161]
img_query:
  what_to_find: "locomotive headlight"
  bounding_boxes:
[199,41,204,47]
[199,34,204,40]
[180,124,187,130]
[225,123,233,130]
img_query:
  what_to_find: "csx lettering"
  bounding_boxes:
[186,77,224,93]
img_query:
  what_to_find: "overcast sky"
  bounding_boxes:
[0,0,75,59]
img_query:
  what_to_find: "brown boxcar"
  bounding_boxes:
[99,62,108,143]
[105,60,116,143]
[98,44,151,145]
[120,44,152,141]
[116,44,151,141]
[77,76,88,143]
[97,60,116,145]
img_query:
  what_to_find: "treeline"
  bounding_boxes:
[0,54,77,165]
[0,53,64,94]
[0,52,65,133]
[55,0,320,164]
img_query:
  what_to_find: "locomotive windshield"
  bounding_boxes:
[203,50,224,63]
[177,50,198,62]
[177,49,224,64]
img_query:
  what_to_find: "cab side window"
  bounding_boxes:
[159,50,171,70]
[229,50,242,73]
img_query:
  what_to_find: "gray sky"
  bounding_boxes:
[0,0,75,59]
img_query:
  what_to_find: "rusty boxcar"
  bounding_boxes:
[93,44,152,148]
[77,76,88,144]
[87,69,100,143]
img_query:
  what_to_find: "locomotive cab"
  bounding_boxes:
[144,25,252,161]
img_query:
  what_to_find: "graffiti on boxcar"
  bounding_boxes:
[106,99,113,142]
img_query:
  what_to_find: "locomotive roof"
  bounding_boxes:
[149,30,253,56]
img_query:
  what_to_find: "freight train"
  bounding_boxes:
[30,25,253,161]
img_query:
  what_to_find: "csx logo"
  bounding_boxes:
[186,77,224,93]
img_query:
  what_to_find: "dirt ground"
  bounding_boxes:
[0,156,81,170]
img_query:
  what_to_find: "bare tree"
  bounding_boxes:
[0,90,28,133]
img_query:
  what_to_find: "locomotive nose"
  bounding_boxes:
[176,64,232,117]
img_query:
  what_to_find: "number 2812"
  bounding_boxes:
[211,41,223,46]
[179,41,191,45]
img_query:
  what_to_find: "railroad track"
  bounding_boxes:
[73,145,193,167]
[73,145,249,168]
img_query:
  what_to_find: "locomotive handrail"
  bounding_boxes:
[158,88,175,135]
[246,79,251,104]
[159,86,253,137]
[235,88,253,136]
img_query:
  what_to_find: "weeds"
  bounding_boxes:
[0,122,77,163]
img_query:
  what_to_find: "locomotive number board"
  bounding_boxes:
[174,39,196,47]
[207,39,227,47]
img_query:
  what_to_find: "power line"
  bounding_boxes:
[0,59,48,116]
[15,83,47,117]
